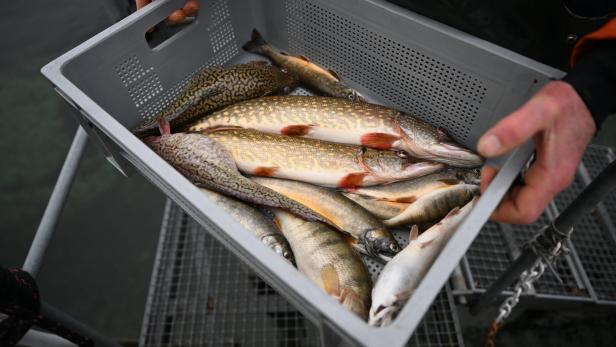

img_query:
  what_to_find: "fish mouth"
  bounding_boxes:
[363,229,401,256]
[424,143,484,168]
[368,304,400,327]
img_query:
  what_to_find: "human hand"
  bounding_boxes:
[478,81,596,224]
[136,0,199,25]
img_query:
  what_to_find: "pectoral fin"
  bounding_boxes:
[321,264,340,297]
[337,172,368,189]
[253,166,279,177]
[340,288,368,320]
[360,133,400,150]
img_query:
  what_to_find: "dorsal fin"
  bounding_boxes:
[328,69,342,81]
[280,51,289,56]
[298,55,310,62]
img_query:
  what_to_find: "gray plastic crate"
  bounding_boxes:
[458,145,616,307]
[41,0,564,345]
[140,201,464,347]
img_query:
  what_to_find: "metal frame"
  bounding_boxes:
[40,1,565,345]
[139,201,465,347]
[457,145,616,310]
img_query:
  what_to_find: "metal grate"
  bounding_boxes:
[284,0,486,142]
[465,222,513,289]
[140,201,465,347]
[566,145,616,302]
[462,144,616,303]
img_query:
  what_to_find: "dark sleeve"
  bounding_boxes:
[562,41,616,129]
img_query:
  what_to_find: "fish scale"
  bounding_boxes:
[133,62,298,137]
[272,209,372,319]
[188,95,484,168]
[202,128,443,188]
[144,133,325,223]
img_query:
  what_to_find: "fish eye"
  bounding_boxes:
[389,244,400,252]
[395,151,408,159]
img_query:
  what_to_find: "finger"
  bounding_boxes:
[183,0,200,15]
[136,0,152,10]
[167,9,187,25]
[480,165,497,194]
[490,161,554,224]
[477,95,557,158]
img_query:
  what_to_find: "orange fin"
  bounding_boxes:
[360,133,400,150]
[298,55,310,62]
[281,124,313,136]
[273,216,282,230]
[321,264,340,296]
[253,166,279,177]
[340,288,368,319]
[328,69,341,81]
[394,196,417,203]
[337,172,368,189]
[409,225,419,241]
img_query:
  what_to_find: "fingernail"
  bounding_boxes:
[478,134,501,156]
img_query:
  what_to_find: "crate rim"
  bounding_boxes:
[41,1,566,346]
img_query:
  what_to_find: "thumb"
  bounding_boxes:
[477,95,556,157]
[136,0,152,10]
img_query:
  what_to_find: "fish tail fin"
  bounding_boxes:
[243,28,267,54]
[340,288,368,320]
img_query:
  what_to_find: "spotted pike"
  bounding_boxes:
[383,184,479,227]
[272,209,372,319]
[144,133,324,222]
[188,96,483,167]
[202,128,443,188]
[253,177,400,256]
[132,62,298,137]
[350,169,480,203]
[199,188,294,264]
[243,29,362,100]
[342,193,410,220]
[369,198,477,327]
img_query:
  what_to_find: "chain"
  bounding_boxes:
[484,222,570,347]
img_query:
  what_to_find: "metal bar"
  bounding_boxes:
[23,126,88,277]
[40,302,122,347]
[470,159,616,315]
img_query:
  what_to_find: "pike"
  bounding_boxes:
[188,96,483,167]
[253,177,400,256]
[202,128,443,188]
[144,131,325,223]
[342,193,410,220]
[133,62,298,137]
[369,198,477,327]
[243,29,363,101]
[350,169,480,203]
[272,209,372,319]
[199,188,294,264]
[383,184,480,227]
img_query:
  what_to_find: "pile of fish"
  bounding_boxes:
[135,29,484,326]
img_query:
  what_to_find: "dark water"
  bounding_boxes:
[0,0,614,343]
